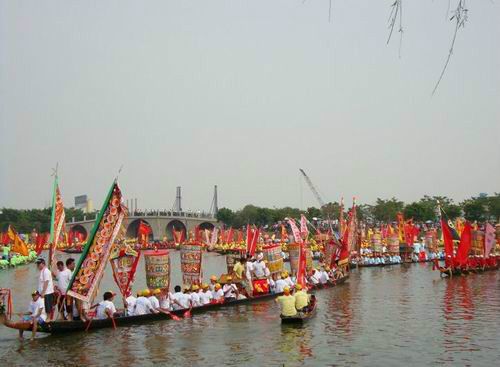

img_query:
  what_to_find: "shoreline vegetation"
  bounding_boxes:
[1,194,499,233]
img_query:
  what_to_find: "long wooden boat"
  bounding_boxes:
[281,295,317,324]
[1,275,348,334]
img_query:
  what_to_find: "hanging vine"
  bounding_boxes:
[387,0,403,58]
[432,0,469,95]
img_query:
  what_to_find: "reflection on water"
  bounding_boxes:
[1,255,500,366]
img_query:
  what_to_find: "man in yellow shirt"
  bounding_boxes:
[233,258,245,280]
[275,286,297,317]
[294,284,310,311]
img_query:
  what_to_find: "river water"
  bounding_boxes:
[1,252,499,366]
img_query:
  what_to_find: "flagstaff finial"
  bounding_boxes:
[51,162,59,178]
[115,165,124,182]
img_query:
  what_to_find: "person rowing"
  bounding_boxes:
[212,283,224,303]
[95,291,118,320]
[190,285,202,307]
[148,289,161,310]
[294,284,310,312]
[134,289,157,315]
[199,283,213,305]
[275,286,297,318]
[170,285,191,310]
[19,290,47,340]
[209,275,218,292]
[124,293,137,316]
[222,276,239,302]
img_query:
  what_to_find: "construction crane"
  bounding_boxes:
[299,169,326,208]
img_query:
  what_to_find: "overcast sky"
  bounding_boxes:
[0,1,499,212]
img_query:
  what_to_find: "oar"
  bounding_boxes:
[183,307,192,318]
[158,309,181,321]
[85,317,94,332]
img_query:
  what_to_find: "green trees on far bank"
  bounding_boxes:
[216,193,500,227]
[2,193,499,232]
[0,207,91,233]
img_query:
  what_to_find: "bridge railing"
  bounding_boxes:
[71,210,215,223]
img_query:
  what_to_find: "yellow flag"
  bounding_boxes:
[7,226,29,256]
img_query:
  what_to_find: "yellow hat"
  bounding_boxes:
[210,275,217,281]
[215,283,221,290]
[281,271,288,278]
[201,283,209,289]
[325,266,331,271]
[192,284,199,291]
[226,276,233,281]
[142,289,151,296]
[153,289,161,295]
[283,286,290,293]
[295,284,302,291]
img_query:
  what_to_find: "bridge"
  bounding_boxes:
[68,210,219,242]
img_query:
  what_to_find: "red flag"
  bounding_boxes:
[226,227,234,243]
[35,233,47,255]
[441,218,455,268]
[237,230,243,243]
[455,222,472,267]
[404,221,416,246]
[1,232,9,245]
[300,214,309,239]
[247,226,259,256]
[245,225,253,254]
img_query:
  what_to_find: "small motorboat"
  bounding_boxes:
[281,295,317,324]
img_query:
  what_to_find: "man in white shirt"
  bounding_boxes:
[222,277,239,301]
[134,290,157,315]
[20,291,47,340]
[125,294,137,316]
[55,260,72,319]
[95,291,117,320]
[199,284,213,305]
[170,285,191,310]
[36,258,55,321]
[190,285,202,307]
[252,254,267,279]
[282,271,295,288]
[148,289,161,310]
[159,290,171,311]
[310,269,321,285]
[209,276,218,292]
[275,274,288,294]
[318,266,329,284]
[212,283,224,302]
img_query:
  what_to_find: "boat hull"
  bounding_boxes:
[281,295,317,324]
[2,275,348,334]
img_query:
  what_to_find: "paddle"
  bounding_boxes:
[158,309,181,321]
[183,307,192,318]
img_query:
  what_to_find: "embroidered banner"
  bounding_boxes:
[144,249,170,290]
[110,245,140,298]
[67,182,126,304]
[49,176,66,269]
[180,243,203,286]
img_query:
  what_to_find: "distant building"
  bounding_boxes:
[75,195,93,213]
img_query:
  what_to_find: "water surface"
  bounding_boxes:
[1,253,499,366]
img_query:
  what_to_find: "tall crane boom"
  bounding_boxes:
[299,169,326,208]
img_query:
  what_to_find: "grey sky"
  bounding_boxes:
[1,1,499,212]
